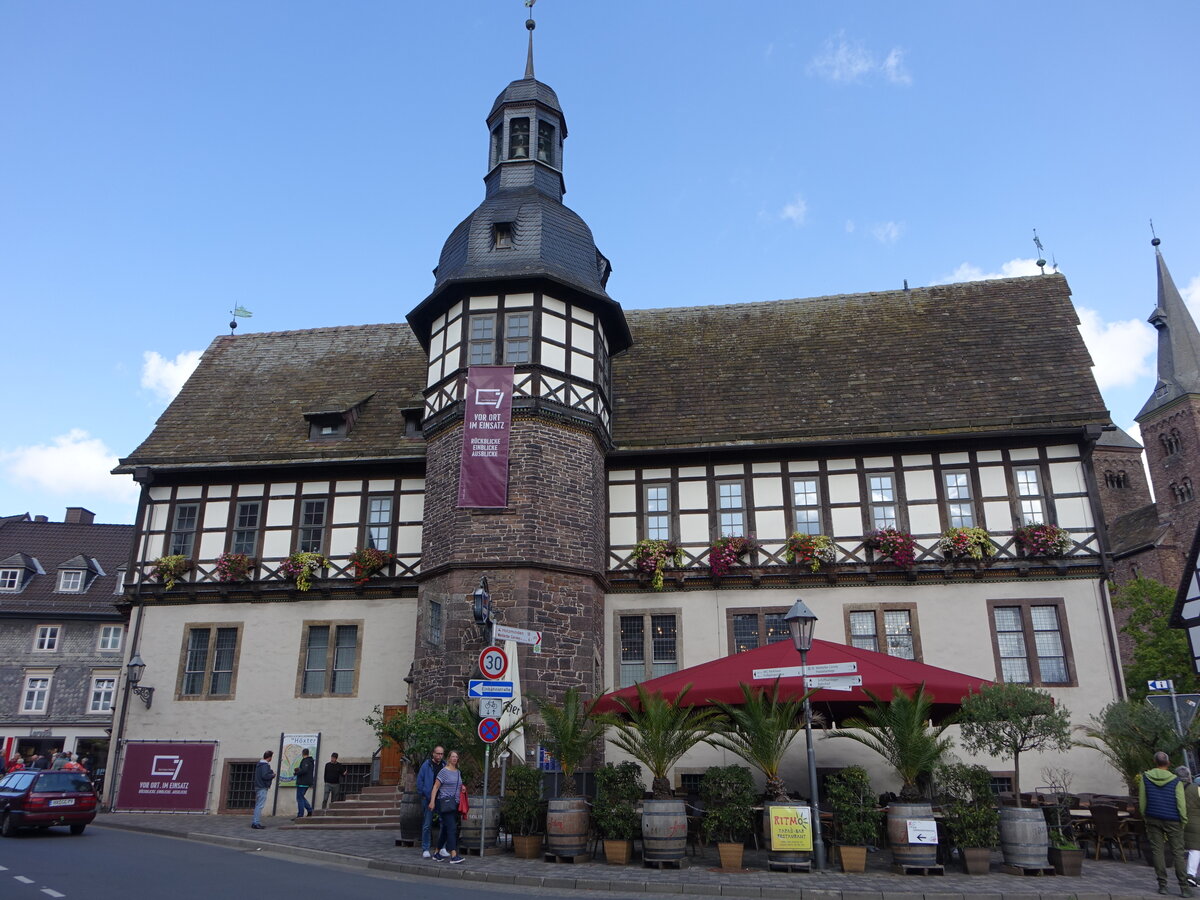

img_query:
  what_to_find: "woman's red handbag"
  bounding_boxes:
[458,784,470,816]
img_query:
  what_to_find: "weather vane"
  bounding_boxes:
[1032,229,1047,274]
[229,305,253,335]
[1151,218,1161,248]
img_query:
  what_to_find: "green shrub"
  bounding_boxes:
[826,765,881,847]
[699,765,756,844]
[593,762,643,840]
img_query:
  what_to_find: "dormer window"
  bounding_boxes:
[493,223,513,250]
[55,554,100,593]
[303,394,373,442]
[0,553,40,592]
[0,569,20,591]
[508,118,530,159]
[58,570,85,592]
[537,121,556,166]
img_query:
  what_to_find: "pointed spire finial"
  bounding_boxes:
[524,0,537,79]
[1151,218,1161,248]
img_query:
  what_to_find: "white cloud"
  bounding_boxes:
[1075,307,1156,390]
[780,194,808,225]
[845,220,856,233]
[872,221,904,244]
[1,429,139,503]
[808,32,912,85]
[1183,275,1200,320]
[937,257,1046,284]
[141,349,202,401]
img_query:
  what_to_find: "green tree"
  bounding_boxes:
[1111,576,1200,700]
[1076,699,1195,795]
[530,687,607,798]
[705,681,808,801]
[363,705,457,782]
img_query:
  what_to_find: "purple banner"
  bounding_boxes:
[458,366,514,508]
[115,742,216,811]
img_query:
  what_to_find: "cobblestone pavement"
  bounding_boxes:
[96,811,1180,900]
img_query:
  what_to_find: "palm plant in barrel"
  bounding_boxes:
[531,687,606,859]
[705,681,807,802]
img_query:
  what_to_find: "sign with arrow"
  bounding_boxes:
[804,674,863,691]
[906,819,938,844]
[468,680,514,698]
[753,662,857,680]
[493,624,543,649]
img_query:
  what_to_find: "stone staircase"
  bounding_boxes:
[280,785,407,831]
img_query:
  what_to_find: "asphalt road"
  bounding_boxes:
[0,824,644,900]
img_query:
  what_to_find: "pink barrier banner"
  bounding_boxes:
[458,366,514,508]
[116,741,216,811]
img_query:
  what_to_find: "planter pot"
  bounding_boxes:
[546,796,589,858]
[512,833,544,859]
[763,801,814,869]
[642,799,688,863]
[999,806,1049,868]
[397,790,423,842]
[459,795,501,853]
[1049,846,1084,876]
[603,838,632,865]
[717,842,744,871]
[961,846,992,875]
[887,802,938,868]
[838,844,868,873]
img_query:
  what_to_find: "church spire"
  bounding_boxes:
[525,5,536,79]
[1137,237,1200,420]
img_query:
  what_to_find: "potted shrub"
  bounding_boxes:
[150,554,193,590]
[593,762,643,865]
[708,536,755,577]
[214,551,254,583]
[279,551,329,591]
[531,687,607,858]
[1041,767,1083,876]
[632,539,682,591]
[784,532,836,572]
[363,704,458,842]
[865,528,918,567]
[938,527,994,562]
[501,763,545,859]
[699,765,756,870]
[825,766,880,873]
[936,762,998,875]
[347,547,394,585]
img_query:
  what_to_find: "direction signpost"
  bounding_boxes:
[752,662,857,680]
[803,674,863,691]
[468,679,515,698]
[492,624,543,651]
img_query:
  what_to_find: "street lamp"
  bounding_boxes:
[126,652,155,709]
[472,576,491,627]
[783,598,825,871]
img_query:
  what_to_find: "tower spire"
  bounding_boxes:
[524,0,536,79]
[1137,234,1200,420]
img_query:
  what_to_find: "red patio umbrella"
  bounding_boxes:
[593,639,992,724]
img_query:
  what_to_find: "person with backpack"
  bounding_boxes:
[1139,751,1191,896]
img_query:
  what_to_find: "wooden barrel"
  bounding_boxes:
[458,796,500,852]
[642,799,688,862]
[763,802,814,868]
[999,806,1049,868]
[546,797,590,858]
[398,790,423,842]
[887,802,938,867]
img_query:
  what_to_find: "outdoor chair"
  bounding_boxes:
[1089,804,1135,861]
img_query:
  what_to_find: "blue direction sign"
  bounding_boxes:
[468,679,515,699]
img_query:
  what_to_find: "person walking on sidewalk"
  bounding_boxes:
[295,748,315,818]
[1139,750,1191,896]
[322,752,345,809]
[252,750,275,829]
[416,745,445,858]
[427,750,465,864]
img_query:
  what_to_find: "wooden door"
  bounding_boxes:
[378,704,406,786]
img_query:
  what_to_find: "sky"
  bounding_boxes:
[2,1,1198,526]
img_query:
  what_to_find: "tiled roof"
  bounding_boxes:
[0,521,132,618]
[1107,503,1170,558]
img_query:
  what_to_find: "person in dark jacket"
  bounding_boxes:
[1179,766,1200,888]
[416,746,445,858]
[252,750,275,829]
[1139,751,1191,896]
[295,748,316,818]
[322,752,345,809]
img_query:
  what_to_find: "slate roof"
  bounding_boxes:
[0,520,132,618]
[1139,248,1200,420]
[1107,503,1170,558]
[488,77,564,125]
[1097,425,1144,450]
[120,274,1109,470]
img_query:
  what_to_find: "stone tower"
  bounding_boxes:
[405,23,630,719]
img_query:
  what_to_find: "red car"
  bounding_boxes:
[0,769,97,836]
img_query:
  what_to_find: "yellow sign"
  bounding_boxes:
[767,804,813,851]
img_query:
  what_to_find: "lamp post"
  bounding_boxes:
[784,598,825,871]
[126,652,155,709]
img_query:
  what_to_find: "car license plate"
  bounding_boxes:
[49,799,74,807]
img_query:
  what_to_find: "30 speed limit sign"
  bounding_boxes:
[479,645,508,680]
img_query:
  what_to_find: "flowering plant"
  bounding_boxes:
[785,533,837,572]
[708,536,756,578]
[150,554,193,590]
[214,552,254,582]
[633,539,683,591]
[865,528,918,568]
[348,547,395,585]
[279,551,330,591]
[1014,523,1072,557]
[938,527,994,561]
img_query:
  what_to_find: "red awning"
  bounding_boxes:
[593,639,992,723]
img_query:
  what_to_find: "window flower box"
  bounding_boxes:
[348,547,395,585]
[632,539,682,592]
[708,536,756,578]
[938,527,994,562]
[865,528,917,568]
[214,552,254,583]
[150,555,193,590]
[279,551,330,592]
[784,532,836,572]
[1014,523,1072,557]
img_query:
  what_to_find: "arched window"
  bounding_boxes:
[1162,429,1183,456]
[1184,477,1195,502]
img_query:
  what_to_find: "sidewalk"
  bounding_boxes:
[96,810,1173,899]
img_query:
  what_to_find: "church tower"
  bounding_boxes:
[405,18,630,713]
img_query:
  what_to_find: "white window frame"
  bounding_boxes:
[98,625,124,652]
[21,674,52,714]
[89,675,117,713]
[943,470,975,529]
[869,474,898,530]
[58,570,84,592]
[717,480,746,538]
[644,484,671,541]
[791,477,822,535]
[1014,467,1046,525]
[0,568,21,591]
[35,625,60,652]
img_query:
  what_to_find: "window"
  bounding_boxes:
[89,676,116,712]
[868,474,898,530]
[1162,429,1183,456]
[847,608,916,660]
[232,501,261,556]
[0,569,20,591]
[169,503,200,557]
[943,471,975,528]
[493,222,513,250]
[730,610,789,654]
[619,613,678,687]
[180,625,240,698]
[508,117,530,159]
[429,600,443,646]
[792,478,822,534]
[35,625,60,652]
[298,499,326,554]
[504,312,531,363]
[537,120,556,165]
[645,485,671,541]
[1104,470,1128,490]
[490,124,502,167]
[990,601,1071,685]
[468,314,496,365]
[58,570,84,592]
[717,481,746,537]
[300,623,360,696]
[22,676,50,713]
[1173,479,1195,504]
[98,625,123,652]
[367,497,392,551]
[1014,468,1045,525]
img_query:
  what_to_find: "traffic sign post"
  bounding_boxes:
[479,645,508,680]
[478,717,501,744]
[478,697,504,718]
[753,662,857,680]
[468,680,515,698]
[493,624,543,649]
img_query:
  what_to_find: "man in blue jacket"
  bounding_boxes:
[251,750,275,829]
[1139,750,1192,896]
[416,746,445,858]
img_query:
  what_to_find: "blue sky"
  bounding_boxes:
[2,1,1198,525]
